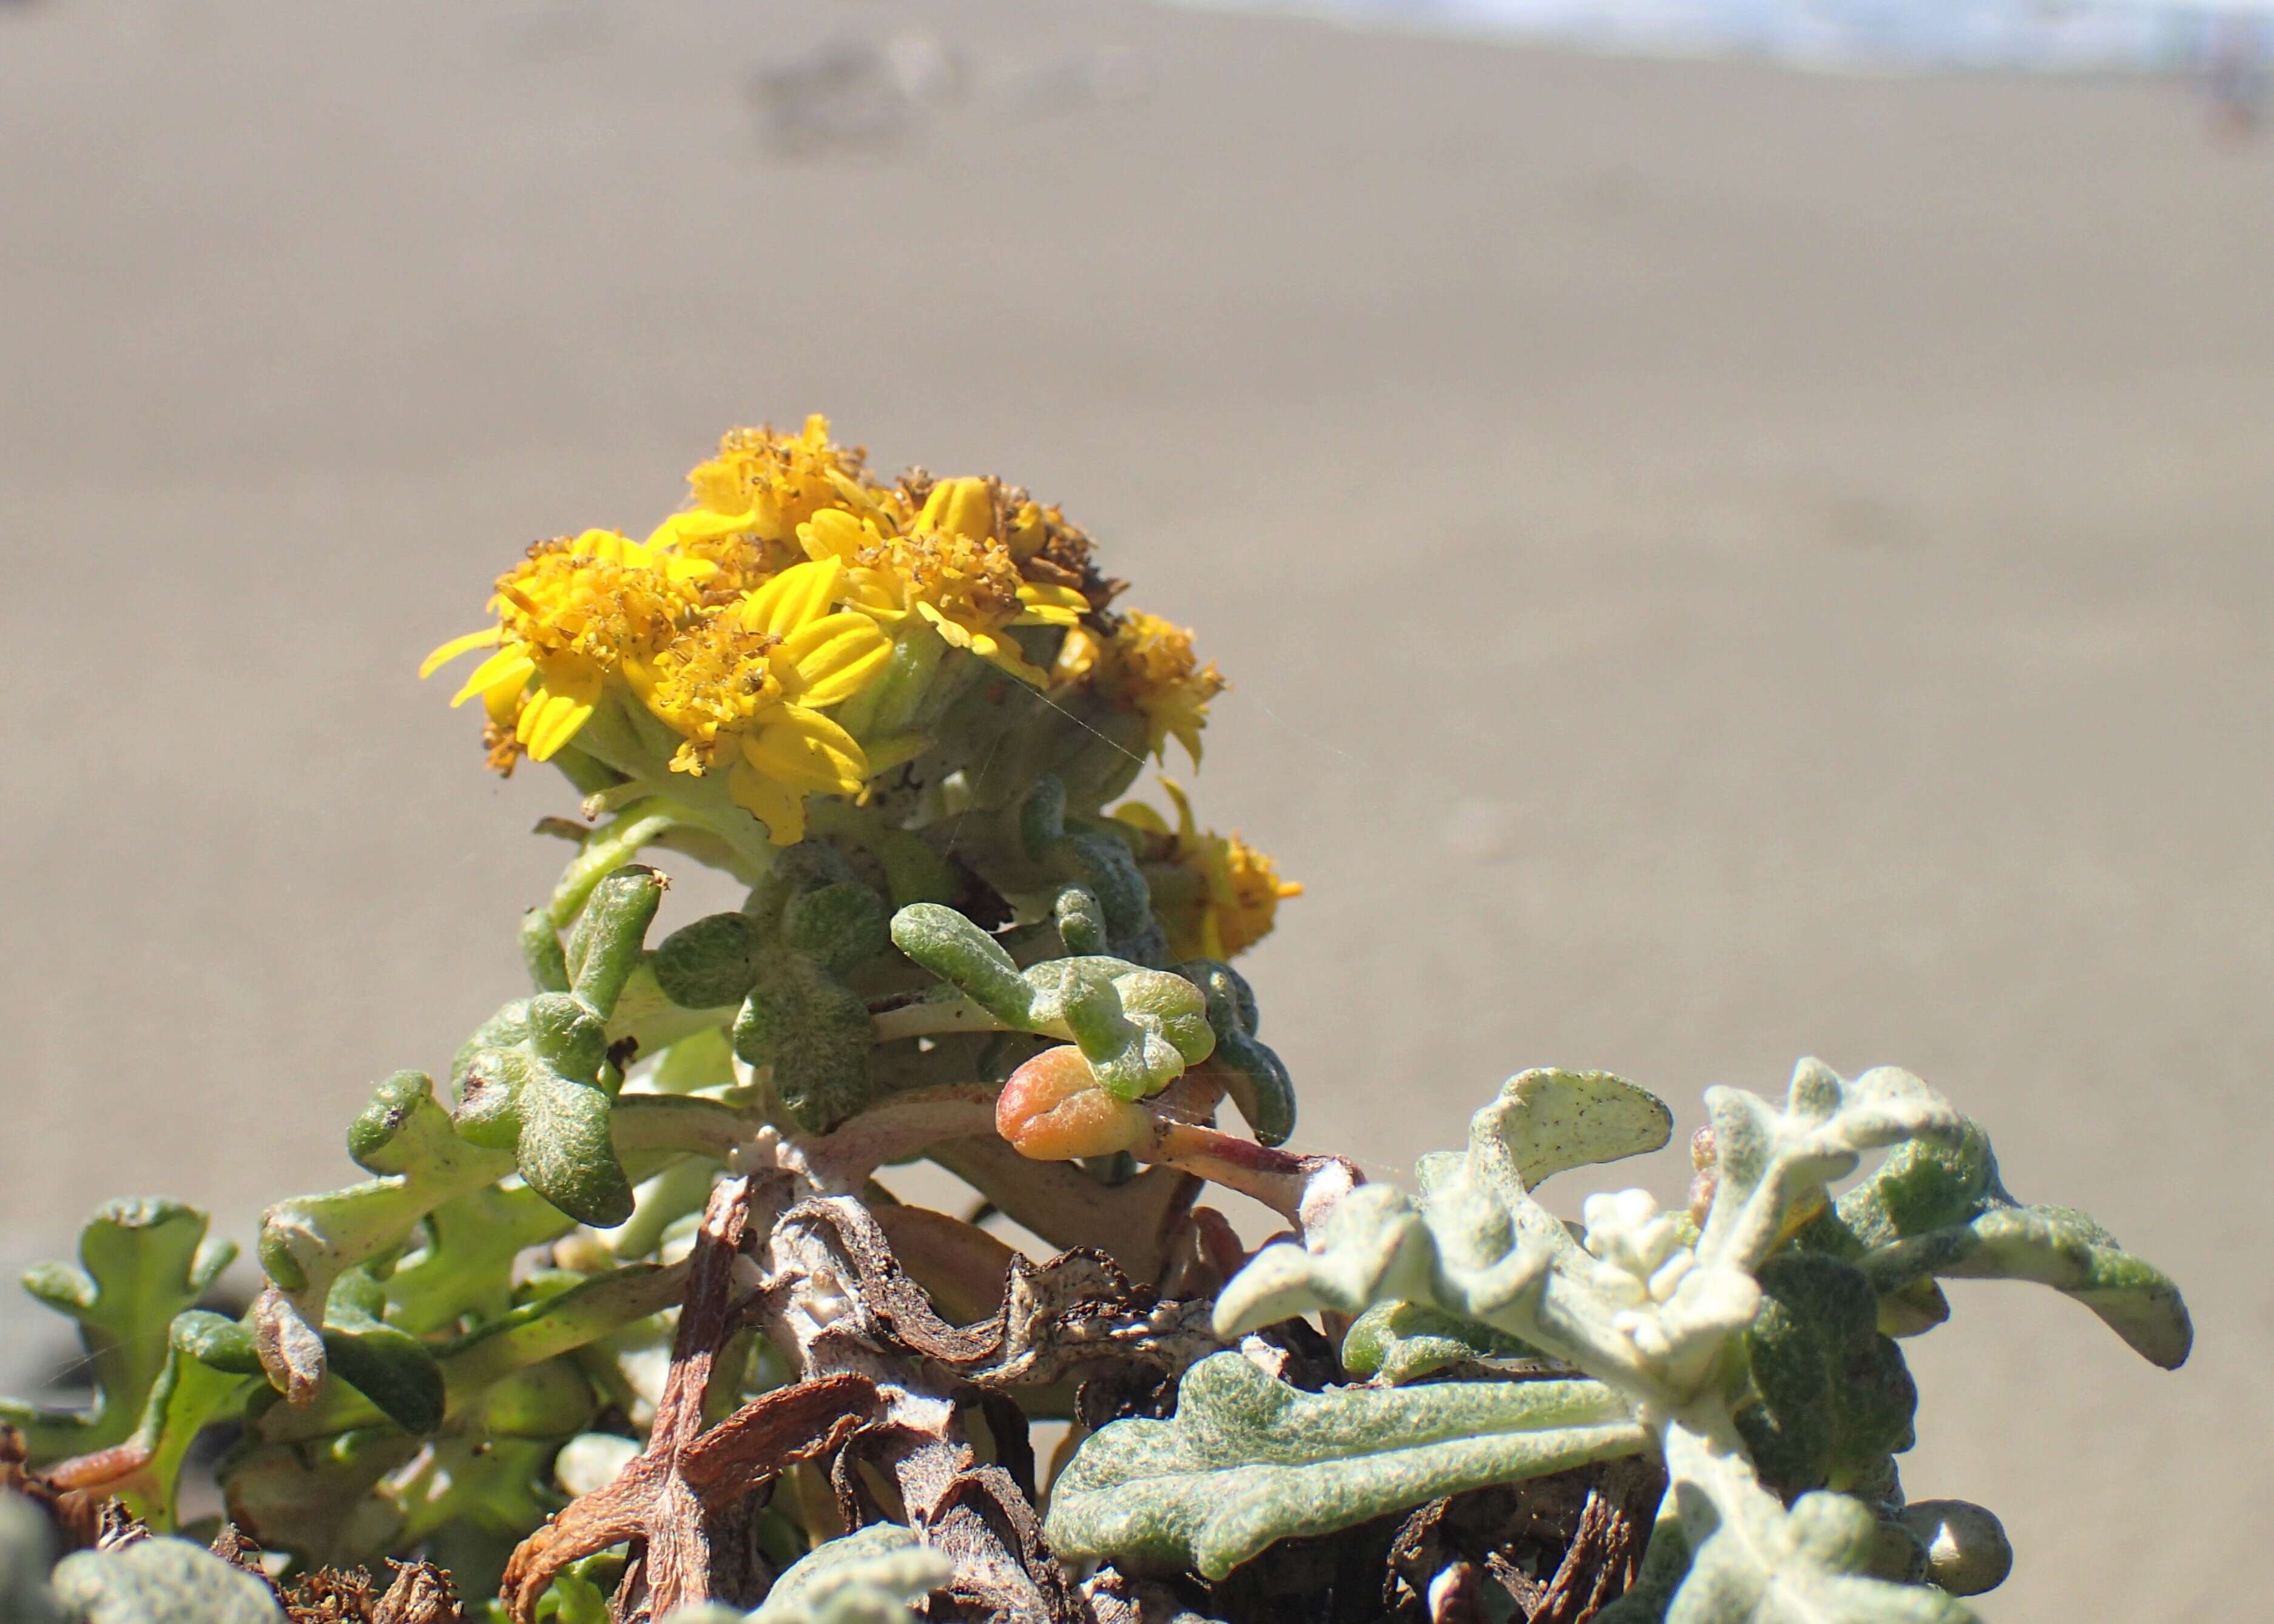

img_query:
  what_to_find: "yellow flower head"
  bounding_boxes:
[641,558,893,846]
[420,529,713,766]
[1116,780,1301,962]
[1067,610,1224,766]
[655,416,905,589]
[800,476,1088,687]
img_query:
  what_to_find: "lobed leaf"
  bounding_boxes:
[1,1198,235,1462]
[1045,1350,1644,1579]
[1821,1120,2191,1369]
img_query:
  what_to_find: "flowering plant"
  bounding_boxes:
[1,423,2186,1624]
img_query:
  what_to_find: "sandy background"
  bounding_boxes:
[4,1,2270,1617]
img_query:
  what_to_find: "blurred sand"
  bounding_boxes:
[3,1,2270,1616]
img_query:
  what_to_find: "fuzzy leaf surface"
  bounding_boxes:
[1045,1350,1643,1579]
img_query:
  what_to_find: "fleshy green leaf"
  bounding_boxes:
[565,865,667,1018]
[518,1074,638,1228]
[735,948,878,1133]
[1044,1350,1644,1579]
[0,1198,235,1462]
[1178,960,1297,1147]
[889,903,1213,1099]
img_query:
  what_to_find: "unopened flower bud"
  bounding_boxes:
[997,1045,1153,1161]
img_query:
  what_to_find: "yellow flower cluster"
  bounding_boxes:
[422,419,1235,849]
[1058,611,1225,766]
[1117,781,1303,962]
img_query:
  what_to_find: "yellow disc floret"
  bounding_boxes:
[420,529,714,765]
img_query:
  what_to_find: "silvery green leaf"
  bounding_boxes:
[660,1523,949,1624]
[1641,1426,1975,1624]
[1698,1060,1963,1274]
[1044,1350,1644,1579]
[0,1198,235,1461]
[1822,1120,2191,1368]
[755,1523,950,1623]
[0,1494,60,1624]
[1423,1069,1674,1199]
[1340,1299,1540,1383]
[1210,1184,1440,1336]
[50,1538,285,1624]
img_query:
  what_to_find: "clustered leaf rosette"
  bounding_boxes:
[1036,1061,2188,1622]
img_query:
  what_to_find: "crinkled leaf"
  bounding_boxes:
[1698,1060,1963,1274]
[1822,1120,2191,1369]
[1340,1299,1541,1384]
[1421,1069,1673,1200]
[50,1537,285,1624]
[736,948,878,1133]
[1734,1254,1917,1499]
[0,1198,235,1461]
[781,881,892,977]
[1044,1350,1644,1579]
[1636,1427,1975,1624]
[756,1523,950,1623]
[655,912,761,1009]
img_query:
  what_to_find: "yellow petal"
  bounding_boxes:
[1161,778,1198,840]
[646,508,757,550]
[1170,718,1204,767]
[743,709,868,795]
[798,509,867,565]
[1013,582,1088,627]
[1113,802,1172,837]
[450,646,536,707]
[979,640,1051,688]
[913,600,975,650]
[516,686,596,761]
[728,760,807,846]
[420,625,502,679]
[918,476,996,542]
[740,557,844,639]
[782,613,892,708]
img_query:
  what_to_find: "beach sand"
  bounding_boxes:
[3,1,2269,1615]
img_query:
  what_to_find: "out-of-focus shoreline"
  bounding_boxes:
[1169,0,2267,76]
